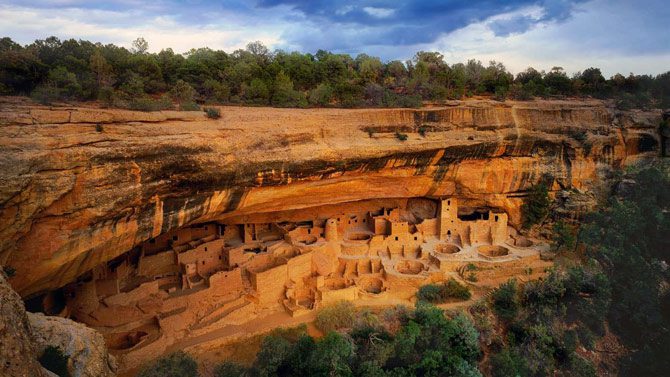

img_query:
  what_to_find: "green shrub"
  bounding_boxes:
[31,84,60,105]
[38,346,70,377]
[308,83,334,106]
[242,78,270,105]
[128,96,172,112]
[491,279,519,321]
[551,220,576,251]
[272,71,307,108]
[214,361,248,377]
[204,107,221,119]
[180,101,200,111]
[490,347,529,377]
[417,279,471,303]
[416,284,442,302]
[202,79,230,103]
[31,66,83,104]
[395,132,408,141]
[95,124,103,132]
[418,125,429,136]
[137,351,198,377]
[169,79,196,105]
[568,354,597,377]
[98,86,118,108]
[315,301,356,333]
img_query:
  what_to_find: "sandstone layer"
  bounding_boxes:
[0,97,661,297]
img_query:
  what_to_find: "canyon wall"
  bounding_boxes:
[0,97,661,297]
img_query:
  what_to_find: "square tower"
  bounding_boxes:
[439,198,458,240]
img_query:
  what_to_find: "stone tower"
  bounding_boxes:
[439,198,458,240]
[324,218,339,242]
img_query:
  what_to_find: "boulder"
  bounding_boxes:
[28,312,117,377]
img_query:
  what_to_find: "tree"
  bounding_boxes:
[521,182,550,229]
[545,66,572,95]
[272,70,306,107]
[551,220,576,251]
[242,78,269,104]
[132,37,149,54]
[31,66,82,103]
[169,79,196,106]
[491,279,519,321]
[308,83,333,106]
[89,49,113,90]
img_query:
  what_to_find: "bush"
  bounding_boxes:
[137,351,198,377]
[214,361,248,377]
[169,79,196,105]
[491,279,519,321]
[551,220,576,251]
[31,84,60,105]
[490,347,529,377]
[315,301,356,333]
[204,107,221,119]
[308,83,334,106]
[98,86,122,108]
[334,81,364,108]
[180,101,200,111]
[417,279,471,303]
[242,78,270,105]
[395,132,408,141]
[272,71,307,107]
[202,79,230,103]
[128,96,172,112]
[38,346,70,377]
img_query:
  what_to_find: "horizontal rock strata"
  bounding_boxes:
[0,97,661,296]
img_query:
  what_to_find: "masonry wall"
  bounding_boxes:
[138,250,178,278]
[251,263,288,306]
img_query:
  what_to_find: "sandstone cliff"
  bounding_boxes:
[0,272,115,377]
[0,97,661,297]
[0,272,44,376]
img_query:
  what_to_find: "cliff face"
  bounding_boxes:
[0,97,661,297]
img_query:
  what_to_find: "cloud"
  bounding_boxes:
[0,3,283,53]
[362,7,395,18]
[0,0,667,76]
[430,0,670,76]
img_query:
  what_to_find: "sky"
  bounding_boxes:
[0,0,668,77]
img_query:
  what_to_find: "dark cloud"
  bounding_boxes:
[254,0,588,51]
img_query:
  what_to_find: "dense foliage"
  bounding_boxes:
[137,351,198,377]
[417,278,472,303]
[521,182,551,229]
[1,36,669,109]
[579,166,670,376]
[137,167,668,377]
[214,303,481,377]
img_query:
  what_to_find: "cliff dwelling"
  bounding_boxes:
[1,98,662,374]
[43,197,549,368]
